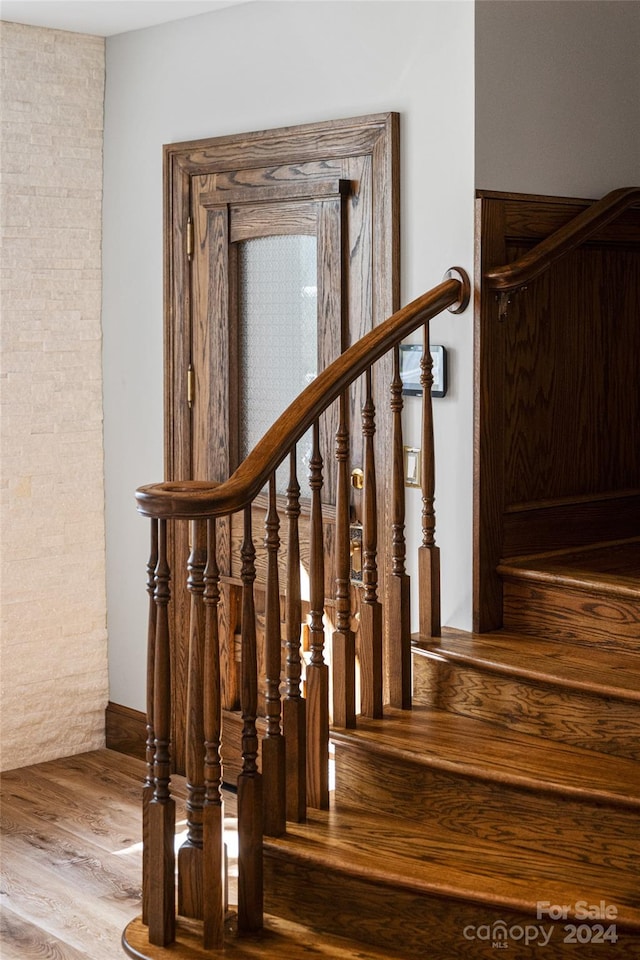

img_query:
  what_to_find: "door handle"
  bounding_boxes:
[351,468,364,490]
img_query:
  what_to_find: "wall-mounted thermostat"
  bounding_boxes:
[399,344,448,398]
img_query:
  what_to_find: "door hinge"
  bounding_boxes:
[187,363,194,408]
[186,216,194,260]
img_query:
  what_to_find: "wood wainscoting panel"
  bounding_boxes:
[474,190,640,631]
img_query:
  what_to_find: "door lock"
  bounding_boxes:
[351,468,364,490]
[349,523,363,583]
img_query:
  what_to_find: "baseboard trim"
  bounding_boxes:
[105,701,146,761]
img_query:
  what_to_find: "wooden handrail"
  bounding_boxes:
[134,265,470,952]
[136,268,470,520]
[485,186,640,293]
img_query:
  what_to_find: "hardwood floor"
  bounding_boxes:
[1,750,155,959]
[0,750,400,960]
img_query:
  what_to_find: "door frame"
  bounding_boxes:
[163,113,399,486]
[163,114,400,769]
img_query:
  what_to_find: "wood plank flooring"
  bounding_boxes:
[0,750,402,960]
[1,750,155,960]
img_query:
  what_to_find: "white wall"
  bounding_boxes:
[1,22,108,769]
[476,0,640,197]
[103,0,476,711]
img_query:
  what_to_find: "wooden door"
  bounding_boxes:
[164,115,399,771]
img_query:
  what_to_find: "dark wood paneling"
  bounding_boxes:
[475,191,640,631]
[503,245,640,507]
[503,492,640,557]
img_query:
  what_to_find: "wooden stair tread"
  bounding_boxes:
[415,627,640,701]
[123,914,405,960]
[499,539,640,599]
[266,806,640,926]
[331,706,640,806]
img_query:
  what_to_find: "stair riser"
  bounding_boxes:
[264,851,640,960]
[333,747,639,874]
[502,581,640,653]
[412,654,639,760]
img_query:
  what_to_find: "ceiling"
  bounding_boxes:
[0,0,248,37]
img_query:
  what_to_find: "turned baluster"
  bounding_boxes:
[202,519,225,949]
[389,346,412,708]
[360,368,383,718]
[419,331,441,637]
[178,519,206,919]
[237,506,263,933]
[332,392,356,728]
[142,519,157,927]
[263,474,286,836]
[283,451,306,823]
[306,421,329,809]
[148,519,176,947]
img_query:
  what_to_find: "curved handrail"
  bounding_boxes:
[136,268,470,520]
[485,186,640,292]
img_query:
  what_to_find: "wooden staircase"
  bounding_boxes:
[124,543,640,959]
[123,189,640,959]
[259,542,640,959]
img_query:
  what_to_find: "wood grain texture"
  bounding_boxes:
[503,493,640,557]
[106,701,147,761]
[123,913,411,960]
[416,625,640,699]
[503,579,640,653]
[1,751,161,960]
[161,115,400,770]
[264,807,640,960]
[500,540,640,653]
[474,189,640,631]
[332,705,640,806]
[485,187,640,290]
[473,195,508,632]
[0,750,242,960]
[333,743,639,874]
[413,648,640,760]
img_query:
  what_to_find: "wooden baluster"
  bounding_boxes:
[389,346,412,708]
[202,519,225,949]
[360,368,383,718]
[237,506,263,933]
[142,519,158,926]
[178,519,206,919]
[148,519,176,947]
[306,421,329,809]
[419,330,441,637]
[332,393,356,728]
[283,451,306,823]
[263,474,286,837]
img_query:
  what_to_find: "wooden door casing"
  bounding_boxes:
[164,115,400,770]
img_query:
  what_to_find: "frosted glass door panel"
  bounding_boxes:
[238,235,317,492]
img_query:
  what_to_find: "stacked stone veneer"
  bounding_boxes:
[0,22,108,770]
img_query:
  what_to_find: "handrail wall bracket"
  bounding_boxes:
[444,267,471,314]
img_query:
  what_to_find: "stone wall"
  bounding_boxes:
[0,21,108,770]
